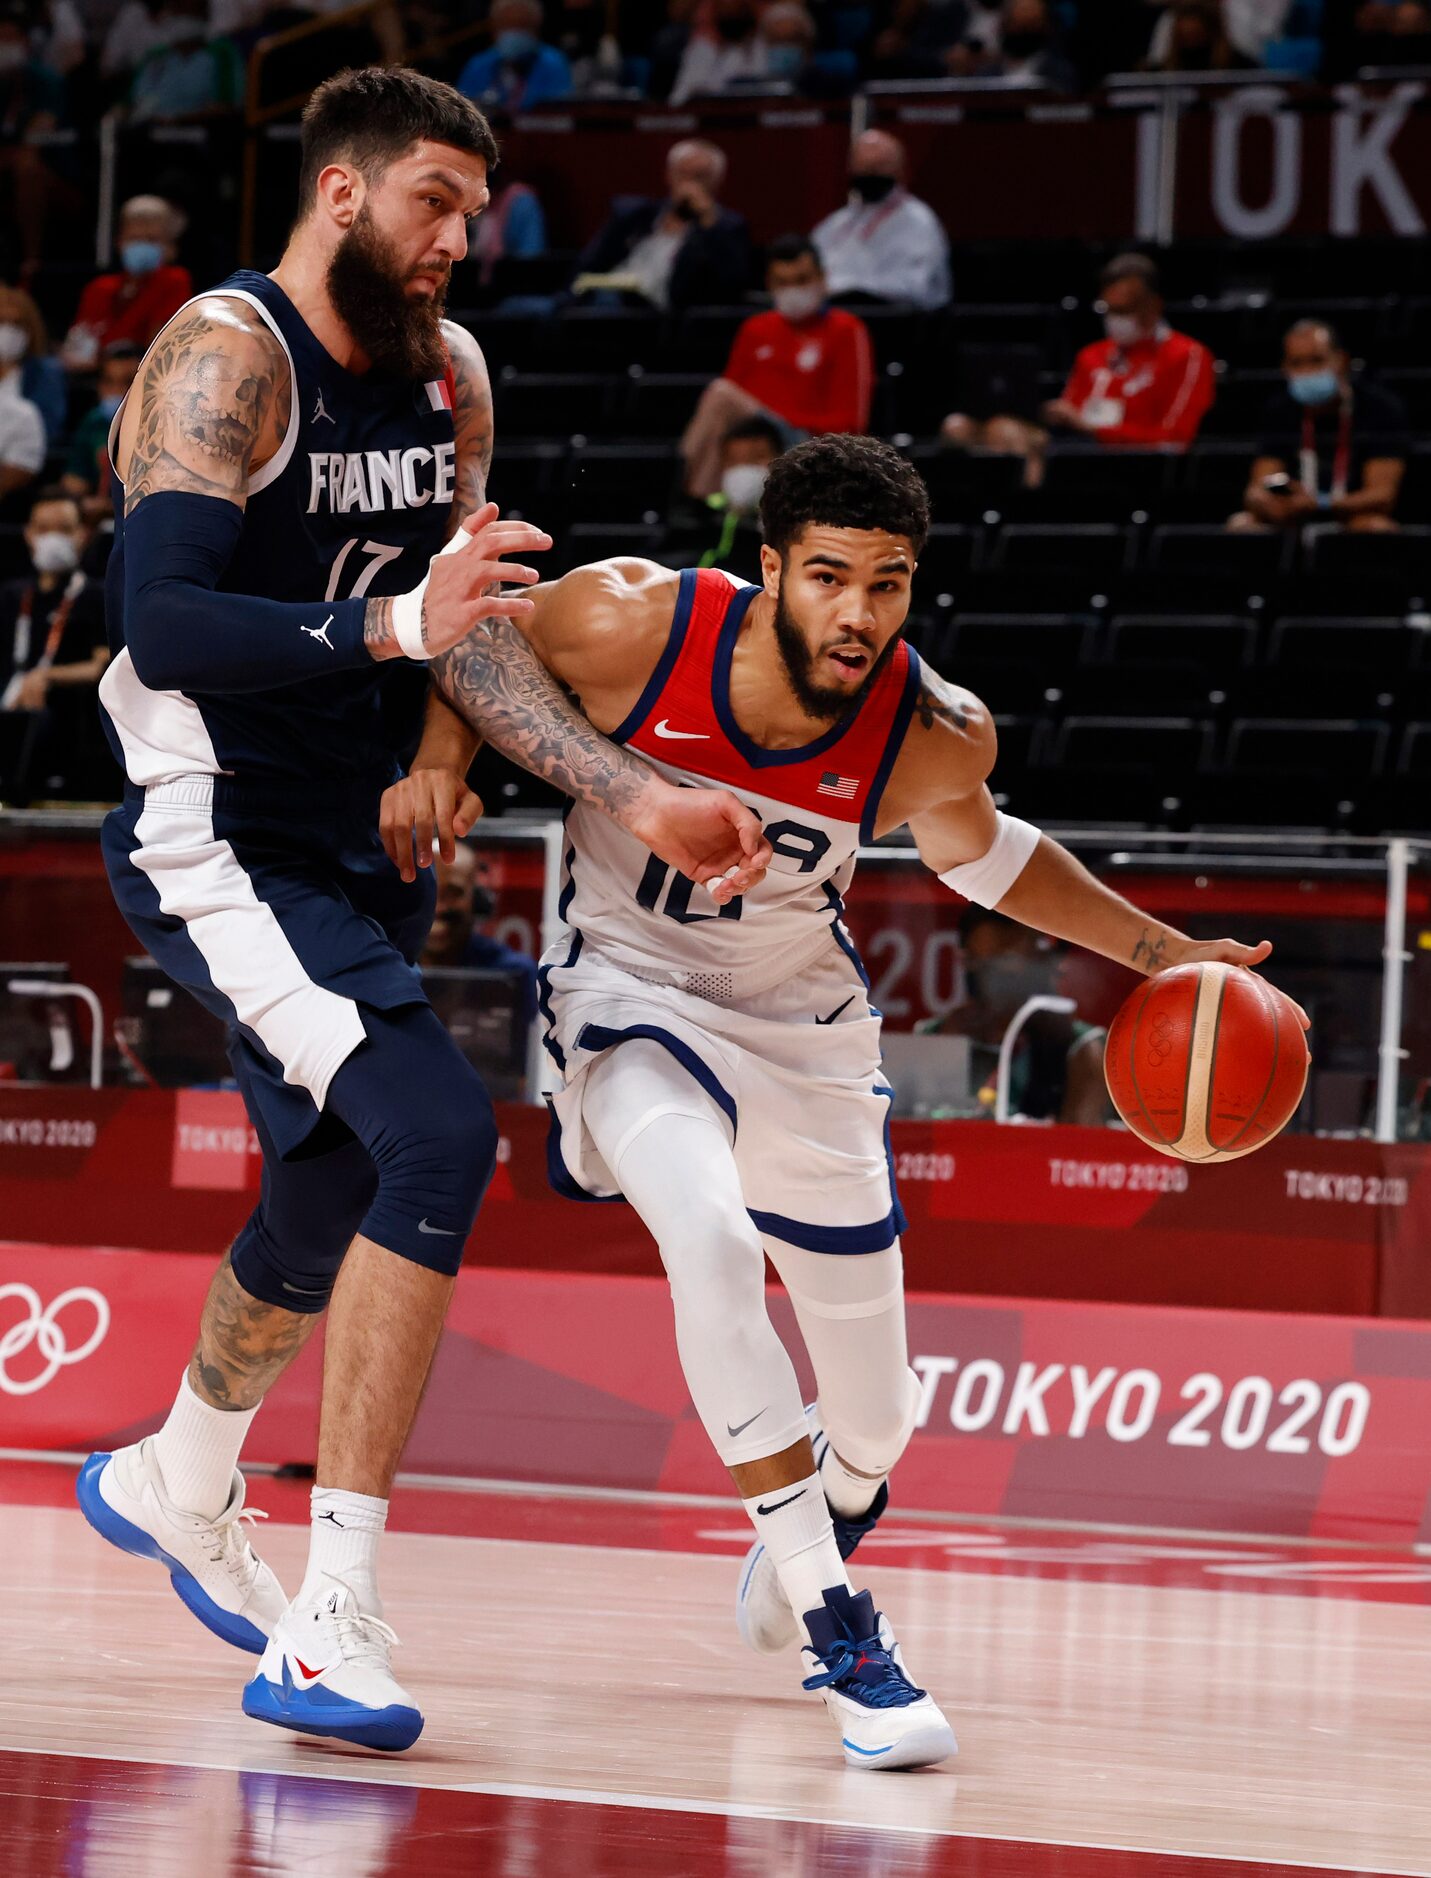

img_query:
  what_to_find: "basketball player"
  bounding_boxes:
[77,67,769,1754]
[385,434,1296,1768]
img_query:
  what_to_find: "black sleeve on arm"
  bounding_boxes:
[122,490,369,694]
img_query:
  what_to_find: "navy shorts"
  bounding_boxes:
[103,774,435,1158]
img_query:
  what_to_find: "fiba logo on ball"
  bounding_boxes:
[0,1284,110,1396]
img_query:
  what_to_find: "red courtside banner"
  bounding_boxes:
[3,1248,1431,1544]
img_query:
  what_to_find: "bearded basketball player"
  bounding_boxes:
[76,66,769,1754]
[384,434,1297,1767]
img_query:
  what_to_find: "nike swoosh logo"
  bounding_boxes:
[816,997,856,1026]
[756,1489,807,1516]
[418,1218,458,1236]
[653,720,710,741]
[293,1657,329,1686]
[726,1408,765,1437]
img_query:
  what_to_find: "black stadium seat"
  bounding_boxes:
[1147,525,1294,578]
[1305,526,1431,595]
[1398,723,1431,779]
[562,444,678,523]
[494,371,615,441]
[487,441,568,526]
[557,522,665,576]
[1267,617,1412,678]
[620,373,708,438]
[987,524,1133,577]
[1225,718,1390,781]
[914,525,983,599]
[1107,614,1256,679]
[1050,715,1213,774]
[554,306,662,372]
[948,612,1099,673]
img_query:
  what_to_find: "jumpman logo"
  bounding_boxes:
[316,1509,345,1529]
[302,614,335,651]
[312,389,335,426]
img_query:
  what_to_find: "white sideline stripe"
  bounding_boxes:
[0,1742,1413,1872]
[100,648,222,791]
[131,788,364,1108]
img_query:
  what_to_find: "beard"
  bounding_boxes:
[771,580,897,723]
[326,204,450,380]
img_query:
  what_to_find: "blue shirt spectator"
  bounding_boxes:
[458,0,573,113]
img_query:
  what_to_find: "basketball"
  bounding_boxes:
[1104,963,1310,1163]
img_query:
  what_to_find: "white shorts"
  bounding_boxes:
[539,933,905,1254]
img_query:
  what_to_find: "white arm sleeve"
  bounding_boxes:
[938,812,1040,907]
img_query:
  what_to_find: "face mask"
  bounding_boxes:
[0,322,27,363]
[31,531,79,576]
[773,283,823,323]
[494,29,539,61]
[849,173,895,205]
[0,41,25,73]
[121,240,165,276]
[97,391,125,419]
[1002,29,1047,58]
[766,43,804,77]
[1289,369,1339,406]
[720,463,767,514]
[1103,312,1143,346]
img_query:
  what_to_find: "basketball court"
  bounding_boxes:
[4,1451,1431,1877]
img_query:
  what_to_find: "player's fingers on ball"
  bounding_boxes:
[455,789,483,835]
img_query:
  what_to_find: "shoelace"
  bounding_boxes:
[330,1609,401,1672]
[203,1507,267,1589]
[801,1634,927,1708]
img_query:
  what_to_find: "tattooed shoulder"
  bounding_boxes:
[122,297,288,515]
[441,318,494,529]
[915,669,971,735]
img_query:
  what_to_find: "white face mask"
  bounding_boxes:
[1103,312,1143,347]
[31,531,80,576]
[773,283,824,323]
[720,463,768,514]
[0,322,28,364]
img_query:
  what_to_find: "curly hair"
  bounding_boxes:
[759,434,930,559]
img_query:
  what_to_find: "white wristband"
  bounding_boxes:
[392,525,476,661]
[939,812,1040,907]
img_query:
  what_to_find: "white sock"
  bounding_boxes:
[299,1487,388,1616]
[742,1472,851,1641]
[151,1371,258,1520]
[818,1438,884,1521]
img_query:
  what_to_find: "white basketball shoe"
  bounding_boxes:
[77,1441,286,1653]
[800,1585,957,1770]
[736,1409,889,1655]
[242,1576,423,1752]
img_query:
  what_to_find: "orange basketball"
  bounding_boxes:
[1104,963,1310,1163]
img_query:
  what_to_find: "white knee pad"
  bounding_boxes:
[819,1364,923,1479]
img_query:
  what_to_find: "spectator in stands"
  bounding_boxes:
[941,253,1214,475]
[0,1,65,274]
[1346,0,1431,68]
[457,0,574,112]
[421,842,538,1026]
[1144,0,1296,65]
[0,284,48,510]
[62,195,191,371]
[102,2,166,90]
[870,0,976,81]
[810,130,951,311]
[572,138,753,311]
[1144,0,1256,71]
[1229,319,1409,535]
[680,234,873,495]
[921,908,1111,1126]
[62,342,140,517]
[6,282,65,443]
[34,1,86,78]
[754,2,822,92]
[0,486,110,801]
[668,0,762,102]
[128,0,243,122]
[468,170,548,288]
[978,0,1079,88]
[662,414,779,581]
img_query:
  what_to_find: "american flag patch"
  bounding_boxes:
[817,771,859,800]
[424,377,453,413]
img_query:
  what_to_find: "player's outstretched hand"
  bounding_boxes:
[378,767,484,883]
[425,502,553,649]
[629,783,773,906]
[1168,937,1311,1032]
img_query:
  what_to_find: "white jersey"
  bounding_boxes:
[556,566,922,1005]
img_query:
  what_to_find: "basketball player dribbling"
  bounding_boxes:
[77,67,770,1753]
[385,434,1306,1767]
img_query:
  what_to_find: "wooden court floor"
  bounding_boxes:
[2,1459,1430,1877]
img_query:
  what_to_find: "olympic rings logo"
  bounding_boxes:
[0,1284,110,1396]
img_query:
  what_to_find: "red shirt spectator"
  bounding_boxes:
[63,194,191,370]
[724,305,873,436]
[1059,325,1214,449]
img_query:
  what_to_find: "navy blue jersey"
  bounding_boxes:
[101,270,457,788]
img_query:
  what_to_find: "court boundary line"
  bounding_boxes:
[2,1449,1424,1557]
[0,1741,1417,1876]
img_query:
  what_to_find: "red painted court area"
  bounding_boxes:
[2,1459,1429,1878]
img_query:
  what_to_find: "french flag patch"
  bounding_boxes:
[424,377,454,413]
[817,771,859,800]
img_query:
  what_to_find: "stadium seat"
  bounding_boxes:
[557,522,665,576]
[1398,723,1431,779]
[494,371,616,441]
[554,307,663,373]
[1199,371,1282,436]
[1225,718,1390,780]
[903,446,1026,519]
[562,444,678,523]
[487,441,569,526]
[1049,715,1214,773]
[1304,525,1431,598]
[1106,614,1257,679]
[933,655,1051,715]
[664,307,749,374]
[1147,525,1294,578]
[987,524,1134,577]
[620,372,708,438]
[914,524,984,599]
[1267,617,1412,678]
[948,611,1100,673]
[1055,660,1231,718]
[1037,449,1177,512]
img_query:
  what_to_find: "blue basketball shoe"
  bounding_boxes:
[76,1441,286,1653]
[243,1577,423,1753]
[800,1585,956,1770]
[737,1408,887,1654]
